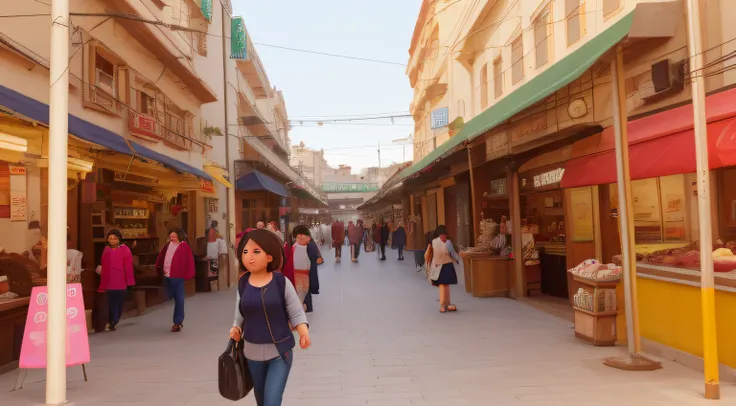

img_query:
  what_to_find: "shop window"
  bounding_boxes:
[534,8,551,68]
[603,0,621,18]
[610,173,702,253]
[84,41,125,115]
[480,63,489,109]
[566,0,585,46]
[493,57,503,99]
[511,36,524,85]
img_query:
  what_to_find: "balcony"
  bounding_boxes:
[231,17,273,99]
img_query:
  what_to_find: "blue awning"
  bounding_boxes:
[130,142,210,180]
[236,170,288,197]
[0,84,211,181]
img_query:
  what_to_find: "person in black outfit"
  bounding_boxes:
[379,221,389,260]
[393,223,407,261]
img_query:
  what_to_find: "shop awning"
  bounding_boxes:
[0,84,212,181]
[561,87,736,188]
[288,184,329,208]
[236,169,288,196]
[204,164,233,189]
[397,11,635,180]
[561,116,736,188]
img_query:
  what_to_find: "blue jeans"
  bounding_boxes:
[247,355,293,406]
[164,278,185,325]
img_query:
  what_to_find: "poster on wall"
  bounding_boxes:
[9,165,27,221]
[570,188,594,242]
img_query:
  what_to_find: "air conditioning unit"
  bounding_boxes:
[641,59,684,101]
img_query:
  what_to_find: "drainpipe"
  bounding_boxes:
[221,4,236,288]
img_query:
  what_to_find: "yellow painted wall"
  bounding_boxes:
[637,277,736,369]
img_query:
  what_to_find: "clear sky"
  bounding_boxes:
[232,0,419,173]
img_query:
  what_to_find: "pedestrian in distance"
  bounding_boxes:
[97,229,135,331]
[393,223,407,261]
[229,229,311,406]
[331,219,345,263]
[155,227,195,332]
[292,226,320,313]
[379,220,389,261]
[425,225,460,313]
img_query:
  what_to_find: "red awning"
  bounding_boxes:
[561,116,736,188]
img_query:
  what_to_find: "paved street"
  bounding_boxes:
[1,247,735,405]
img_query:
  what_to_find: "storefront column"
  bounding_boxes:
[686,0,720,398]
[467,148,478,246]
[47,0,70,402]
[510,168,524,299]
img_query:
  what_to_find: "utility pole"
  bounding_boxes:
[686,0,720,399]
[221,2,236,288]
[377,142,381,169]
[47,0,69,403]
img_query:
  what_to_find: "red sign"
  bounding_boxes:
[128,111,160,142]
[201,180,216,193]
[9,165,26,175]
[19,284,91,368]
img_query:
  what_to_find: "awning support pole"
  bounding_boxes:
[47,0,70,403]
[612,45,639,355]
[686,0,720,399]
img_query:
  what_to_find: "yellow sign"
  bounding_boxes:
[570,188,594,242]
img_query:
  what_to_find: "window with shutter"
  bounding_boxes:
[493,58,503,99]
[511,36,524,84]
[480,63,488,109]
[84,40,124,115]
[566,0,584,46]
[534,9,550,68]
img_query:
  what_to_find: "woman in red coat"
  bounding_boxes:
[155,228,194,332]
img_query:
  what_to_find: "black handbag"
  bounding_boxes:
[218,338,253,401]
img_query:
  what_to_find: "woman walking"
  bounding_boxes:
[393,223,407,261]
[426,225,460,313]
[156,228,195,332]
[98,229,135,331]
[229,229,310,406]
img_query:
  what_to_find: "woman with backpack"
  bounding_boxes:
[229,229,311,406]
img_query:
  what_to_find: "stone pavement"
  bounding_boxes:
[1,246,735,405]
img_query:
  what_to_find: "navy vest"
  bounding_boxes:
[238,272,295,359]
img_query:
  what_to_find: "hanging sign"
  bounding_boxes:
[9,165,26,175]
[489,178,507,197]
[520,166,565,193]
[19,284,91,369]
[431,107,449,129]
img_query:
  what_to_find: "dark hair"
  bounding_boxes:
[106,229,123,244]
[169,227,187,243]
[435,225,449,238]
[236,229,285,273]
[28,221,41,230]
[292,225,311,239]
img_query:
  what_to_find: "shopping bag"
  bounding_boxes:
[218,338,253,401]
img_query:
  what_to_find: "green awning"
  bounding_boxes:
[231,17,247,59]
[200,0,213,22]
[399,11,635,179]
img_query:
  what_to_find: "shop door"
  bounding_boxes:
[455,182,471,248]
[444,186,459,244]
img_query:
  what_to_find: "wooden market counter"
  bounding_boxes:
[460,252,512,298]
[0,297,30,374]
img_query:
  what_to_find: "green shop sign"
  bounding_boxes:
[231,17,247,59]
[322,183,379,193]
[200,0,212,22]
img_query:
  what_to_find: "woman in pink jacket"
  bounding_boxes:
[156,228,195,332]
[98,229,135,331]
